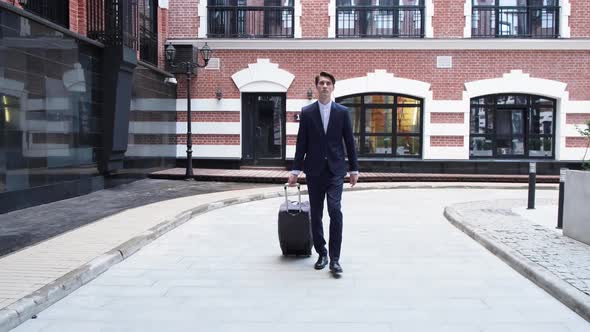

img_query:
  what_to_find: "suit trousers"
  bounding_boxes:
[306,161,345,261]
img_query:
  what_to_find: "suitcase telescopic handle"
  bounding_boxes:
[283,183,302,212]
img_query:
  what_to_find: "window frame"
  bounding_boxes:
[471,0,560,38]
[335,0,426,38]
[469,93,557,159]
[207,0,295,38]
[336,93,424,158]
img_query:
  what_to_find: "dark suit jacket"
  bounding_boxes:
[293,101,359,177]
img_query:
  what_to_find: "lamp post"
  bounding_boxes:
[165,42,212,179]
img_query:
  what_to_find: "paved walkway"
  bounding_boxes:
[445,199,590,321]
[3,184,589,332]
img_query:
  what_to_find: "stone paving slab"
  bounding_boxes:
[445,199,590,323]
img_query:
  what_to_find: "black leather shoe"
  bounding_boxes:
[329,261,343,273]
[314,255,328,270]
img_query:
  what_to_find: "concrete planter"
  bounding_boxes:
[563,170,590,245]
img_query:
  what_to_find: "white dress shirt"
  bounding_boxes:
[318,100,331,133]
[291,101,358,176]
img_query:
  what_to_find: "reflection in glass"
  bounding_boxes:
[470,107,495,134]
[397,107,420,133]
[364,95,394,104]
[339,95,362,104]
[496,95,527,105]
[364,136,392,154]
[396,136,420,156]
[470,136,493,157]
[348,106,361,133]
[530,108,553,134]
[365,108,392,133]
[529,137,553,157]
[397,96,420,105]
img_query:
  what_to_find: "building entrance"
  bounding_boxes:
[241,93,286,166]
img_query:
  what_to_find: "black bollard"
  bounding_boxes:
[557,168,567,229]
[527,162,536,209]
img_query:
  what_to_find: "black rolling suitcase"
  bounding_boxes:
[278,183,313,257]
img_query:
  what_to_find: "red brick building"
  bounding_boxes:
[151,0,590,173]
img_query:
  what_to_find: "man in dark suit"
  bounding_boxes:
[287,72,359,274]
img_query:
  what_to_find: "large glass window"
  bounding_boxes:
[469,94,556,158]
[336,0,424,38]
[207,0,294,38]
[472,0,559,38]
[139,0,158,65]
[337,93,423,157]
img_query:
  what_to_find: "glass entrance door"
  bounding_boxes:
[495,108,526,157]
[242,93,286,166]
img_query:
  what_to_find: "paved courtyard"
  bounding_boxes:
[11,188,590,332]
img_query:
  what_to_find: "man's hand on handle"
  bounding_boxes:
[288,173,299,186]
[349,173,359,187]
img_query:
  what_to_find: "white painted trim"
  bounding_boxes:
[294,0,302,38]
[159,0,169,9]
[175,99,241,112]
[169,38,590,50]
[334,70,432,100]
[427,147,468,160]
[126,145,242,158]
[564,125,590,137]
[425,0,434,38]
[429,124,468,136]
[560,0,571,38]
[197,1,207,38]
[176,122,241,135]
[429,100,465,113]
[231,59,295,93]
[567,101,590,113]
[463,0,471,38]
[465,0,571,38]
[287,99,316,112]
[286,145,296,159]
[463,70,568,100]
[328,0,336,38]
[286,122,299,136]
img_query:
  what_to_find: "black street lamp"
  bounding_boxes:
[165,42,212,179]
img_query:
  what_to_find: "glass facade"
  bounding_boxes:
[337,93,423,158]
[469,94,556,158]
[0,7,177,212]
[0,8,104,194]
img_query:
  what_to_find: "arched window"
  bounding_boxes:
[337,93,423,157]
[469,94,556,158]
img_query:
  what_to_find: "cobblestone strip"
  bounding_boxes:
[445,198,590,323]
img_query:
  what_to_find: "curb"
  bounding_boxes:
[0,183,559,331]
[444,206,590,323]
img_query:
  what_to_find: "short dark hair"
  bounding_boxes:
[315,71,336,85]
